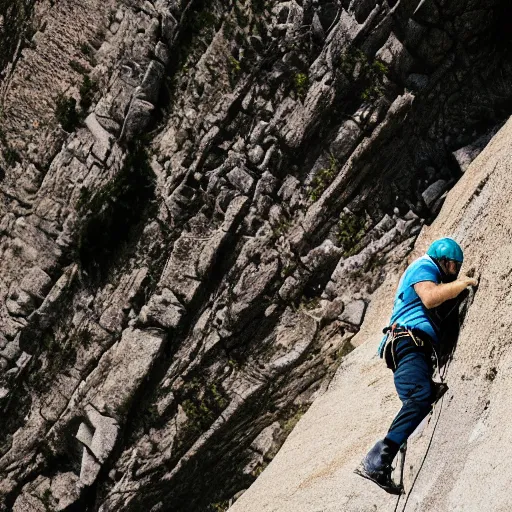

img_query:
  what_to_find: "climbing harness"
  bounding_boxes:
[379,324,441,378]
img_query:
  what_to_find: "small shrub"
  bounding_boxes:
[55,95,80,132]
[54,73,98,131]
[209,501,230,512]
[335,211,367,257]
[294,72,309,100]
[228,55,242,86]
[80,42,96,65]
[339,49,389,102]
[309,154,338,202]
[273,218,291,238]
[79,74,98,112]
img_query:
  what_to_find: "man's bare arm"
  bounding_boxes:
[414,277,478,309]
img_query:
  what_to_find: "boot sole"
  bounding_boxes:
[354,466,403,495]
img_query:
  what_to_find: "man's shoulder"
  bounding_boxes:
[404,255,440,282]
[408,255,437,270]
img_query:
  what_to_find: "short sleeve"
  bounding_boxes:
[408,259,440,287]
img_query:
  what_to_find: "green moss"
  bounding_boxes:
[335,211,366,257]
[309,154,338,202]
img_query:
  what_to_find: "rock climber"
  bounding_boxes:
[355,237,478,494]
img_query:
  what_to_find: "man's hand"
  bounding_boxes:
[461,276,478,288]
[414,276,478,309]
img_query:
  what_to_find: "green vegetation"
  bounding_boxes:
[281,405,307,436]
[79,74,99,112]
[55,95,80,132]
[273,218,292,238]
[252,0,268,15]
[54,73,98,132]
[301,296,320,311]
[309,154,338,202]
[335,211,367,257]
[209,501,230,512]
[233,1,249,28]
[251,461,268,478]
[80,42,96,65]
[281,262,296,278]
[181,378,229,435]
[228,55,242,87]
[335,340,355,361]
[294,72,309,100]
[339,49,389,102]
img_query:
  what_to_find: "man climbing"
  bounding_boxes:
[355,237,478,494]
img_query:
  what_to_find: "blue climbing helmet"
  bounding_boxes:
[427,237,464,263]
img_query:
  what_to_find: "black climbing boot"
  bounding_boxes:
[354,439,403,495]
[432,381,448,404]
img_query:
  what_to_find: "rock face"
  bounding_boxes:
[0,0,511,510]
[229,116,512,512]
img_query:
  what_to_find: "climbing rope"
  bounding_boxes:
[393,393,446,512]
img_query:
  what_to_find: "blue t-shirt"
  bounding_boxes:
[388,255,442,343]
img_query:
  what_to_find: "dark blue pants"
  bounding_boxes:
[385,338,433,446]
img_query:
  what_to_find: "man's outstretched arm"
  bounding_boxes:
[414,277,478,309]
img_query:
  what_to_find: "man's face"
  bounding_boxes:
[444,259,461,278]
